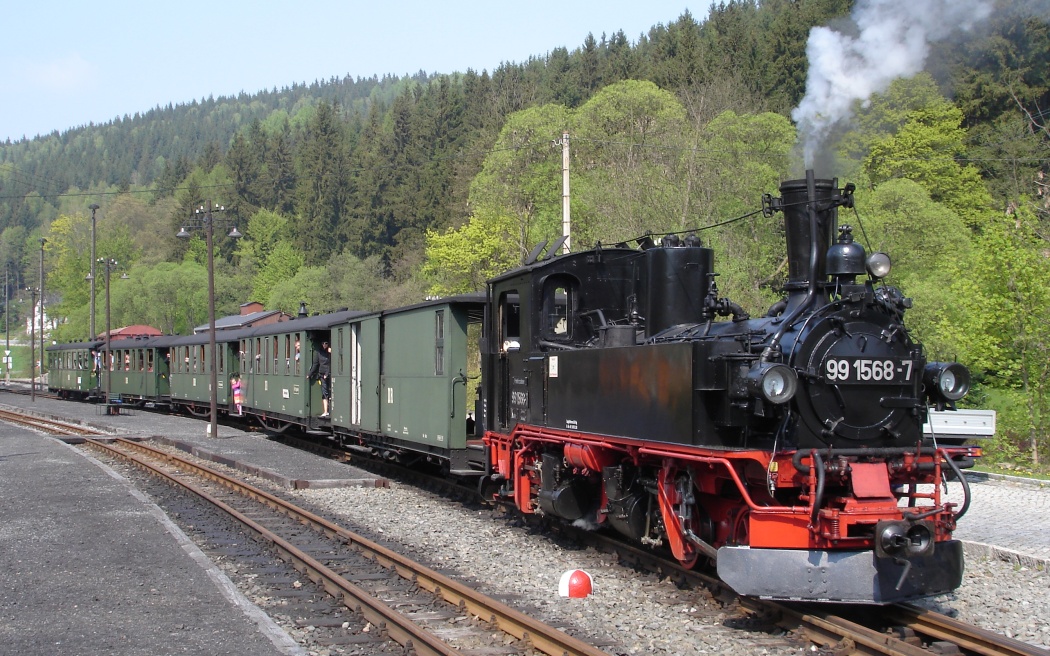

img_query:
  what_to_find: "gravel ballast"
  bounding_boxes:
[283,479,1050,655]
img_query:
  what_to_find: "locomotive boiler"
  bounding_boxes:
[481,171,979,603]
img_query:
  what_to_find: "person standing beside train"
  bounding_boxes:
[308,340,332,418]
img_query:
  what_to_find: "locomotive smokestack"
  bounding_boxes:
[761,171,854,363]
[780,174,839,295]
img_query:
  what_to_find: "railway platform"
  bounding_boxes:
[0,413,302,655]
[0,389,388,655]
[0,390,386,490]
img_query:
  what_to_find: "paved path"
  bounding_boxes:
[0,424,298,655]
[952,475,1050,567]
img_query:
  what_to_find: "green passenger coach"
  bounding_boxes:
[238,310,367,431]
[47,340,103,399]
[330,295,485,475]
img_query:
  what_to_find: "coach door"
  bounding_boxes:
[350,325,361,425]
[353,317,380,432]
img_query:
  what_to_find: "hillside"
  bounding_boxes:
[1,0,1049,462]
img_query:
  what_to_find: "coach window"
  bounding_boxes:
[255,338,262,373]
[336,328,344,376]
[542,276,577,343]
[499,292,521,352]
[294,333,302,376]
[435,310,445,375]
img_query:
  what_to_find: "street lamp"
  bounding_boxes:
[27,287,38,401]
[177,201,241,438]
[88,203,99,339]
[4,263,9,385]
[97,258,126,413]
[39,238,46,391]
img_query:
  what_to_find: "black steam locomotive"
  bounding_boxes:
[481,171,978,603]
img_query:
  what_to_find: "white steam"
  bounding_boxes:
[792,0,994,168]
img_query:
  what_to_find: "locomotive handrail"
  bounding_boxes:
[937,450,971,521]
[636,445,765,512]
[810,450,825,528]
[792,446,944,473]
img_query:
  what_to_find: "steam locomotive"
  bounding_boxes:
[49,171,978,604]
[479,171,978,603]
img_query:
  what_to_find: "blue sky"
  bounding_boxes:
[1,1,701,142]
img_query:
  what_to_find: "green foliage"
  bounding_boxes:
[422,84,798,315]
[234,209,303,303]
[980,387,1031,465]
[850,180,973,359]
[939,207,1050,464]
[853,75,997,228]
[572,80,691,246]
[122,261,208,335]
[685,110,797,311]
[294,101,349,264]
[268,265,331,315]
[422,208,521,296]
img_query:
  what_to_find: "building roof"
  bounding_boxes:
[192,309,287,334]
[97,325,162,339]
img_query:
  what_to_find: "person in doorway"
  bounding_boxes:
[308,340,332,418]
[230,374,243,416]
[91,350,102,388]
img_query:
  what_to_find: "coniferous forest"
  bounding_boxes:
[1,0,1049,467]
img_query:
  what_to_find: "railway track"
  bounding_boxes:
[0,406,109,436]
[84,436,608,656]
[5,405,1046,656]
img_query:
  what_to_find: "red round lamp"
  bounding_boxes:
[558,569,593,598]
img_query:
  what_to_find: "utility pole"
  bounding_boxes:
[88,204,99,339]
[178,202,241,438]
[39,238,46,387]
[29,288,37,402]
[3,264,8,385]
[561,131,571,254]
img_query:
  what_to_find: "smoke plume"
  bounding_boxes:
[792,0,994,169]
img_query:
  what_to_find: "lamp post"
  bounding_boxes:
[97,258,125,412]
[27,287,37,401]
[177,201,241,438]
[4,263,9,385]
[39,238,46,389]
[88,204,99,339]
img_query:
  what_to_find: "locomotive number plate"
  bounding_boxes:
[823,357,914,384]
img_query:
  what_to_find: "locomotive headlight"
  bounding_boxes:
[747,363,798,404]
[924,362,970,402]
[866,251,892,279]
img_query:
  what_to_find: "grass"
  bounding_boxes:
[972,462,1050,481]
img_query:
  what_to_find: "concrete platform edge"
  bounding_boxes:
[961,539,1049,571]
[151,435,297,488]
[151,435,384,489]
[61,437,306,655]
